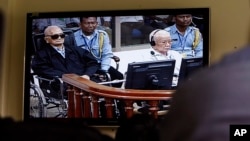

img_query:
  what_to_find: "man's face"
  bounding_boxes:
[45,27,65,47]
[175,14,192,27]
[153,33,172,55]
[80,17,98,35]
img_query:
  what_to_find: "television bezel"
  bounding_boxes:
[24,8,210,126]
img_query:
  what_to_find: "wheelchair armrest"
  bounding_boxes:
[111,55,120,70]
[35,76,55,82]
[112,55,120,62]
[35,75,60,83]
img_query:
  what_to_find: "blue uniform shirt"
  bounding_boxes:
[74,29,113,71]
[164,24,203,57]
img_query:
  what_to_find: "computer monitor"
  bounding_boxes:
[178,57,204,86]
[125,60,175,90]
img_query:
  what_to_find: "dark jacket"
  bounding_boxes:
[31,44,99,78]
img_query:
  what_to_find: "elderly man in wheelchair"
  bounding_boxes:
[31,25,118,118]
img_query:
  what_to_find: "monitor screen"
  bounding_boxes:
[178,57,204,86]
[24,8,210,125]
[125,60,175,90]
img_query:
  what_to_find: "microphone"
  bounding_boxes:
[150,50,157,60]
[150,50,155,55]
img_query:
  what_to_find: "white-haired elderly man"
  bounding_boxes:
[143,29,183,86]
[133,29,182,114]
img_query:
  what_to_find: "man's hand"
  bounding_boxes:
[80,75,90,80]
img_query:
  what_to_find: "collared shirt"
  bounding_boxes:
[164,24,203,57]
[52,46,65,58]
[141,48,182,76]
[74,29,113,71]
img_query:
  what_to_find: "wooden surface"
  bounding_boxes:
[62,73,175,118]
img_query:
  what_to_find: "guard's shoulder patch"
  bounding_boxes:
[97,30,106,35]
[191,26,199,31]
[164,27,171,32]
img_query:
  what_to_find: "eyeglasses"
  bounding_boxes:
[158,40,172,45]
[47,33,65,40]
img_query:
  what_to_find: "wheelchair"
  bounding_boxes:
[30,67,68,118]
[29,82,47,118]
[29,30,73,118]
[29,28,124,118]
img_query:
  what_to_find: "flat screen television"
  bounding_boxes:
[24,8,210,125]
[125,60,175,90]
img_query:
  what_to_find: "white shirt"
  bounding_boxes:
[139,48,183,86]
[140,48,182,76]
[52,46,65,58]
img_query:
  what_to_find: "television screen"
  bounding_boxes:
[125,60,175,90]
[24,8,210,125]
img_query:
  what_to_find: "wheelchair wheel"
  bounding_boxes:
[30,84,47,118]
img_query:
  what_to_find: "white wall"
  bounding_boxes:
[112,48,155,74]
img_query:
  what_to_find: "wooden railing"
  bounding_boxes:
[62,74,175,119]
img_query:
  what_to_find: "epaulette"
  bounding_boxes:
[97,30,107,35]
[164,27,171,32]
[191,26,199,31]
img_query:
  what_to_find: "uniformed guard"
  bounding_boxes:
[73,17,124,88]
[164,14,203,58]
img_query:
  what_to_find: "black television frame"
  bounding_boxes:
[24,8,210,125]
[125,60,176,90]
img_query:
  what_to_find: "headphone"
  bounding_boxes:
[149,29,161,46]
